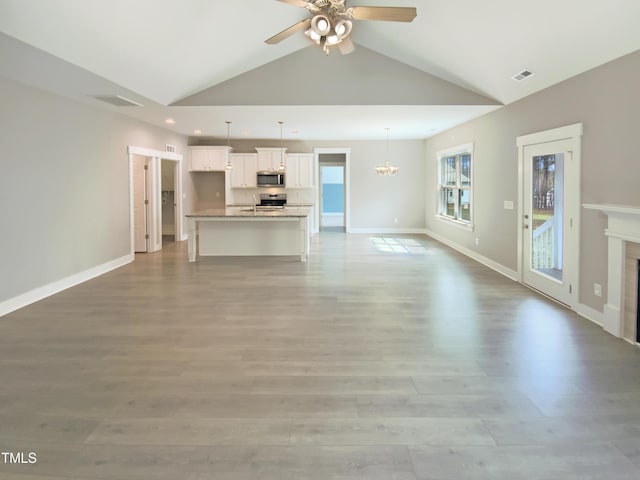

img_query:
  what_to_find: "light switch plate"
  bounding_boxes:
[504,201,514,210]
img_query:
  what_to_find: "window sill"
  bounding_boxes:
[435,215,474,231]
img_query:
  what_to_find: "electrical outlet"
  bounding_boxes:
[594,283,602,297]
[394,217,398,224]
[475,238,479,246]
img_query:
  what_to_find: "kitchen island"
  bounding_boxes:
[186,207,311,262]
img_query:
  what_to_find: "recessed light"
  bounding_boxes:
[242,129,250,136]
[193,129,202,135]
[291,129,299,135]
[165,118,176,125]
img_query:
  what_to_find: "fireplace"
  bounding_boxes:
[583,204,640,341]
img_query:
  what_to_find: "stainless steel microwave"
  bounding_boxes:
[257,171,285,187]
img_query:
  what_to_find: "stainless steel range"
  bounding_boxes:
[257,193,287,210]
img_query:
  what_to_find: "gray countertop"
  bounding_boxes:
[187,207,311,218]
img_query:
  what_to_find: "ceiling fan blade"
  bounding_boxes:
[338,37,355,55]
[276,0,309,7]
[265,18,312,45]
[348,6,417,22]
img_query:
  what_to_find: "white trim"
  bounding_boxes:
[315,148,350,234]
[516,123,583,147]
[128,146,184,257]
[574,302,604,327]
[128,145,182,161]
[582,203,640,338]
[0,254,132,317]
[436,142,474,228]
[516,123,582,308]
[436,142,474,158]
[424,228,518,281]
[349,227,428,235]
[435,214,474,231]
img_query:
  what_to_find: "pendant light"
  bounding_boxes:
[224,121,233,171]
[375,128,399,176]
[278,121,286,171]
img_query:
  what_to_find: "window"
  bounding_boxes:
[437,143,473,227]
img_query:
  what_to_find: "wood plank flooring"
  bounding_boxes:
[1,232,640,479]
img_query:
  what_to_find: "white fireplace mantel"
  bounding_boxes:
[583,203,640,337]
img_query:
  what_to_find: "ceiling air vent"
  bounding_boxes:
[512,70,533,81]
[90,94,143,107]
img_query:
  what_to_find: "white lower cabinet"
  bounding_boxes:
[229,154,258,188]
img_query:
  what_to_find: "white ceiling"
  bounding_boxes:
[1,0,639,140]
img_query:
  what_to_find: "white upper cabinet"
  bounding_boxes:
[189,146,229,172]
[256,148,287,171]
[229,153,258,188]
[285,153,314,188]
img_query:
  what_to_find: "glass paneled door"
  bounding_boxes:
[522,139,574,306]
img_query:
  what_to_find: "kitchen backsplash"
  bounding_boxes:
[228,187,315,205]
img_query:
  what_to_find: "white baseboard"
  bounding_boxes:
[0,254,133,318]
[348,227,429,234]
[574,303,604,327]
[423,228,518,281]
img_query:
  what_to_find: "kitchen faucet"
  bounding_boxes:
[252,194,257,213]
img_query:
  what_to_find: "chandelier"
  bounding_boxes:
[225,121,233,170]
[375,128,398,176]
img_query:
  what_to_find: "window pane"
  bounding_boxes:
[459,189,470,221]
[443,157,456,186]
[443,188,455,217]
[460,154,471,187]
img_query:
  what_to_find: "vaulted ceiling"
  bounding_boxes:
[1,0,639,140]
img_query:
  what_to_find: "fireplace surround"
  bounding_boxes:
[584,204,640,342]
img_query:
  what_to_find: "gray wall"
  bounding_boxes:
[0,77,190,304]
[424,50,640,312]
[191,138,427,230]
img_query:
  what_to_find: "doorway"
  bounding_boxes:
[320,164,345,231]
[517,124,582,308]
[315,148,351,233]
[128,146,183,256]
[132,155,149,252]
[161,159,178,245]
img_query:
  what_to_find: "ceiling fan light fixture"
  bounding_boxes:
[334,19,352,38]
[311,15,331,36]
[307,29,321,42]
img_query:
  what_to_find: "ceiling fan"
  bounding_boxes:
[265,0,417,55]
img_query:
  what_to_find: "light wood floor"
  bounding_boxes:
[1,232,640,479]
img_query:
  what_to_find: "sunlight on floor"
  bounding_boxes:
[370,236,430,254]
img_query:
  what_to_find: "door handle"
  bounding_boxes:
[524,224,529,229]
[524,214,529,219]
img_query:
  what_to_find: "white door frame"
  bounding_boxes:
[314,148,351,233]
[516,123,582,308]
[128,146,183,256]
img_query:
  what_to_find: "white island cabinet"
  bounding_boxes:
[186,207,311,262]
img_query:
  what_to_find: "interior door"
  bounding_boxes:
[133,155,148,252]
[522,138,574,305]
